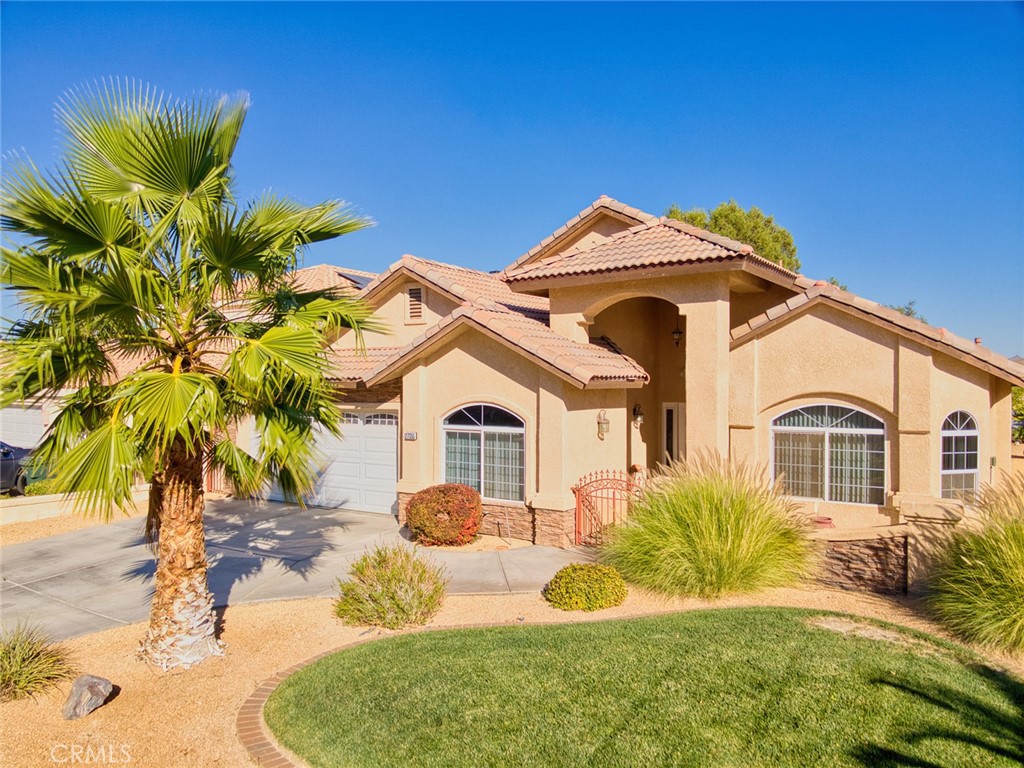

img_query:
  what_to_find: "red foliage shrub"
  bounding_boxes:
[406,484,483,546]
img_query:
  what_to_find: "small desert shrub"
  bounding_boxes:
[0,623,76,702]
[406,483,482,546]
[544,563,628,611]
[927,474,1024,652]
[24,478,59,496]
[335,545,449,629]
[603,452,814,598]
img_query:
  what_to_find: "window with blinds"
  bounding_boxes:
[771,405,886,505]
[442,404,525,502]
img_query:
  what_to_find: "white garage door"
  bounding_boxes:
[267,410,398,515]
[0,406,48,448]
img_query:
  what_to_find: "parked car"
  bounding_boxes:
[0,440,32,494]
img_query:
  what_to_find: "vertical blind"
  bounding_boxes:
[443,405,526,502]
[772,405,885,505]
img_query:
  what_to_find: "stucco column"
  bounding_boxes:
[683,277,730,455]
[396,362,428,497]
[531,379,574,511]
[896,340,932,497]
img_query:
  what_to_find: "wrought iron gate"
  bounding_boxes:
[573,470,641,546]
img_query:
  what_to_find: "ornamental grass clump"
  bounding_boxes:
[544,563,628,611]
[927,473,1024,653]
[406,483,483,546]
[335,545,449,630]
[603,452,814,598]
[0,623,76,702]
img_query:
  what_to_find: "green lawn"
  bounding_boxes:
[264,608,1023,767]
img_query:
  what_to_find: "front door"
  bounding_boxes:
[662,403,685,464]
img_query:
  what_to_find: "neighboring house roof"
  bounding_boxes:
[359,254,549,319]
[504,195,659,274]
[351,304,648,389]
[504,216,796,286]
[731,282,1024,387]
[278,263,377,293]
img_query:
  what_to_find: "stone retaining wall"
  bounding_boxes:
[397,492,573,548]
[816,534,908,594]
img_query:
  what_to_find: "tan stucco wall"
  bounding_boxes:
[549,272,731,455]
[395,330,629,510]
[333,279,458,350]
[730,303,1013,524]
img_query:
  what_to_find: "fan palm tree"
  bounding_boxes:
[0,81,374,670]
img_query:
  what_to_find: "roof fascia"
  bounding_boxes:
[360,265,465,310]
[505,258,749,293]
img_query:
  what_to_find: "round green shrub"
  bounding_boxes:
[927,474,1024,652]
[24,478,59,497]
[603,452,814,598]
[335,545,449,630]
[543,563,628,611]
[406,483,482,546]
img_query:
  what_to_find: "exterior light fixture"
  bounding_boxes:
[632,403,644,427]
[597,409,610,440]
[671,317,683,347]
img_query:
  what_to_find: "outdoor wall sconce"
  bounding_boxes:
[597,409,610,440]
[671,317,683,347]
[632,403,645,428]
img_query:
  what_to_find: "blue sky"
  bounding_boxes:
[2,2,1022,355]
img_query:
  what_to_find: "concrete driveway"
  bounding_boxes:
[0,498,590,641]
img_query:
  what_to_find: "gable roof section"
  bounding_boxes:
[359,254,549,319]
[504,216,796,286]
[504,195,659,274]
[341,304,648,389]
[731,283,1024,387]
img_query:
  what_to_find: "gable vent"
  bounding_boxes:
[407,286,424,322]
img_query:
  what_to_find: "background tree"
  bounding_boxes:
[885,300,927,323]
[0,82,373,670]
[666,200,800,272]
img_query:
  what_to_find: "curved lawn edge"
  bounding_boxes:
[236,607,1008,768]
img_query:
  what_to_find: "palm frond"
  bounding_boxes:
[52,419,140,518]
[119,371,224,452]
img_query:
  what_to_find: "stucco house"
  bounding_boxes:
[234,195,1023,564]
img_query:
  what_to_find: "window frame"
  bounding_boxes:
[939,411,979,499]
[770,404,887,506]
[441,403,526,503]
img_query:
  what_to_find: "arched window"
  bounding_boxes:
[772,405,885,505]
[940,411,979,499]
[443,405,525,502]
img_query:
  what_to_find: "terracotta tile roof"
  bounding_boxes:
[731,282,1024,387]
[283,263,376,293]
[328,346,404,382]
[504,195,659,274]
[360,305,648,389]
[361,254,549,319]
[504,217,796,283]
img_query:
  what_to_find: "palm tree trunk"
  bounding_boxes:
[138,437,223,670]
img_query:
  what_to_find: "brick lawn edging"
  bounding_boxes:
[237,625,511,767]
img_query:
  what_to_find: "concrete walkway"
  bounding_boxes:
[0,498,590,641]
